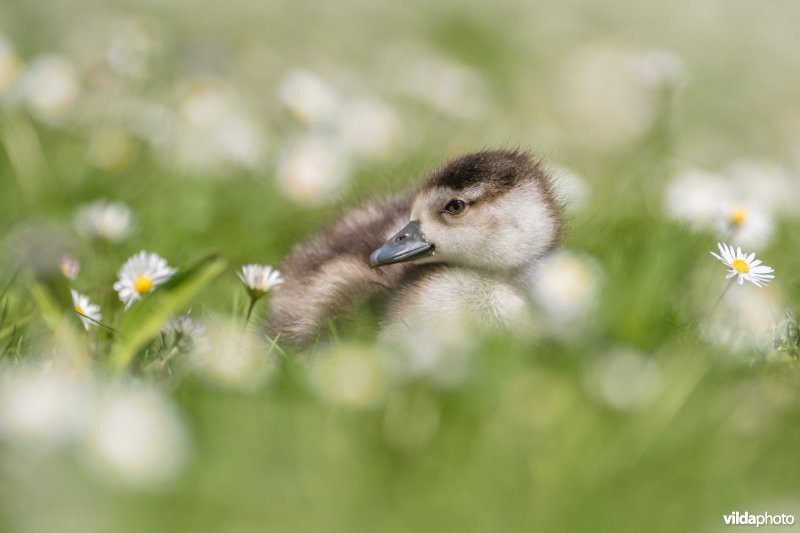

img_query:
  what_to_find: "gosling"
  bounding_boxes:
[267,149,563,349]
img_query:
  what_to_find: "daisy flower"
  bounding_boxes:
[163,313,205,340]
[75,200,133,242]
[113,251,177,309]
[22,55,80,124]
[710,242,775,287]
[162,313,206,350]
[70,290,102,330]
[664,169,729,229]
[718,203,774,249]
[531,250,602,325]
[238,264,283,299]
[239,264,283,322]
[60,254,80,281]
[278,69,339,124]
[276,135,350,204]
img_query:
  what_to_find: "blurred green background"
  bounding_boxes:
[1,0,800,531]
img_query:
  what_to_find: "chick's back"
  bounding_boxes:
[267,195,412,348]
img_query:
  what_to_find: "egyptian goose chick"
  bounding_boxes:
[267,150,563,348]
[370,150,563,340]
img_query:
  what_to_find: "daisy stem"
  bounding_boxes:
[245,296,258,324]
[724,222,736,241]
[75,310,118,334]
[711,278,736,315]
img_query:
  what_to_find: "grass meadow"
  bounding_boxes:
[1,0,800,531]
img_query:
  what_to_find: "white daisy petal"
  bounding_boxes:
[710,242,775,289]
[238,264,283,298]
[70,290,102,330]
[114,251,177,309]
[721,243,734,263]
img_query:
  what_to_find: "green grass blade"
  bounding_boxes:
[0,311,36,343]
[27,276,89,369]
[109,254,227,372]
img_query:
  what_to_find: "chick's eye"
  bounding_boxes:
[444,199,467,214]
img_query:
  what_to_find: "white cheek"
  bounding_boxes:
[488,187,556,267]
[412,184,557,270]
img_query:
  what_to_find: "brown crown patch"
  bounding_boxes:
[421,150,546,194]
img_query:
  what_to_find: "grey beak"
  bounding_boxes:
[369,220,434,267]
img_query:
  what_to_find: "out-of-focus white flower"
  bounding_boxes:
[557,46,682,148]
[214,113,265,169]
[0,365,89,447]
[727,159,800,218]
[710,242,774,287]
[278,69,339,124]
[180,80,230,127]
[336,98,404,160]
[74,200,133,242]
[81,98,172,148]
[107,18,158,80]
[22,55,80,123]
[190,321,273,390]
[161,313,206,357]
[0,36,21,94]
[583,348,662,412]
[702,284,784,352]
[238,264,283,299]
[277,135,350,204]
[393,49,488,119]
[113,251,177,309]
[60,254,80,281]
[381,324,472,388]
[163,313,205,344]
[83,383,188,488]
[727,285,783,335]
[70,290,102,331]
[549,164,590,213]
[172,78,266,172]
[87,129,137,172]
[312,343,387,408]
[665,167,778,247]
[531,250,602,324]
[717,202,774,249]
[634,48,685,90]
[664,168,730,228]
[102,98,172,147]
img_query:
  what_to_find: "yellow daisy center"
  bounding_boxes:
[732,258,750,274]
[74,305,85,315]
[730,207,748,225]
[135,275,154,294]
